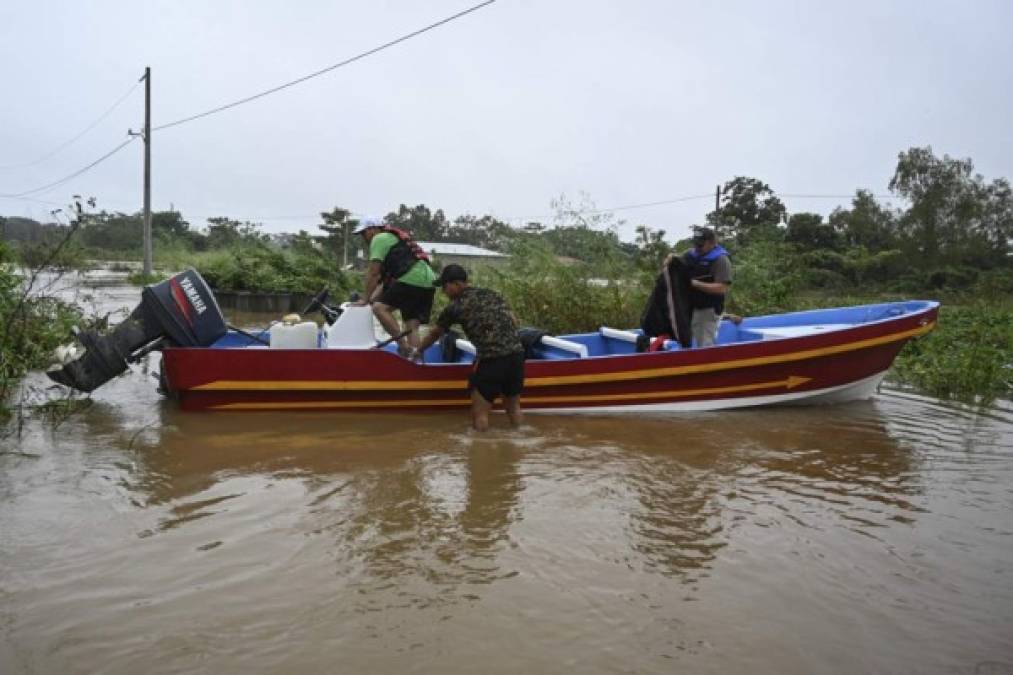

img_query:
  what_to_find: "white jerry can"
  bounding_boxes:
[269,314,319,349]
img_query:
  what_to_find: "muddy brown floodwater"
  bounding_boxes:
[1,276,1011,674]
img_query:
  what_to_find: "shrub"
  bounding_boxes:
[1,242,88,416]
[475,240,647,333]
[191,243,352,296]
[725,239,804,316]
[892,303,1012,405]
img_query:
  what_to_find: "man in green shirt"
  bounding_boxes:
[352,217,437,356]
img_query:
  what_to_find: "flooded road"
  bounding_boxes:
[2,278,1011,673]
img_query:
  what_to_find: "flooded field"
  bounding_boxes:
[1,277,1011,673]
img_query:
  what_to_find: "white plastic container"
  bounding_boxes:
[269,317,319,349]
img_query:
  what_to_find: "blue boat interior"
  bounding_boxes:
[210,300,937,365]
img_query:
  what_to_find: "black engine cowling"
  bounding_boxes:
[47,269,227,393]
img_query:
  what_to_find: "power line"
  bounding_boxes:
[586,193,713,215]
[781,193,897,200]
[0,195,64,206]
[0,136,138,199]
[0,79,140,170]
[176,191,900,227]
[505,193,714,222]
[1,4,497,202]
[1,190,903,225]
[501,190,901,223]
[153,0,497,132]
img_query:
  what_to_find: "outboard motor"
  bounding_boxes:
[47,269,227,392]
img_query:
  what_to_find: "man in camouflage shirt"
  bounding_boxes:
[413,264,524,431]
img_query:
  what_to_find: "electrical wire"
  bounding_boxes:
[777,193,899,198]
[505,193,713,222]
[501,190,901,224]
[0,136,138,199]
[153,0,497,132]
[584,193,713,215]
[0,195,64,206]
[177,192,897,227]
[1,4,497,201]
[0,80,140,170]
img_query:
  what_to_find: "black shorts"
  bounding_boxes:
[377,282,435,323]
[468,352,525,403]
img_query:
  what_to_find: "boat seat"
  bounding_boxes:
[747,324,852,339]
[458,336,587,359]
[539,336,588,358]
[600,326,680,351]
[600,327,640,343]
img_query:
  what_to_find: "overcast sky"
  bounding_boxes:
[2,0,1011,241]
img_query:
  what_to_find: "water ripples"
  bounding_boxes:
[2,367,1012,673]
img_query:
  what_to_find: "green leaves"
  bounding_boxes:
[478,239,645,334]
[892,303,1012,406]
[707,176,787,244]
[890,146,1012,267]
[1,255,87,407]
[192,244,351,296]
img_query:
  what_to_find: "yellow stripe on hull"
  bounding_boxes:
[206,376,811,411]
[191,322,933,393]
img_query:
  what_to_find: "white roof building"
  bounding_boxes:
[416,242,508,258]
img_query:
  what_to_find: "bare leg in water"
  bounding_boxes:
[503,395,522,428]
[470,389,493,432]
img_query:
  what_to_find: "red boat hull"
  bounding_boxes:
[161,304,937,413]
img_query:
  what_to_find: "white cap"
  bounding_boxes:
[352,216,384,235]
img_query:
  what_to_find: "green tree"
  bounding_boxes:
[446,214,514,251]
[889,146,1012,268]
[633,224,670,271]
[384,204,449,241]
[315,207,354,266]
[204,217,267,249]
[152,210,189,239]
[829,190,898,250]
[785,212,840,250]
[542,192,627,264]
[286,230,322,257]
[79,211,141,251]
[707,177,786,244]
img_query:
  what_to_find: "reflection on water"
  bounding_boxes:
[2,279,1012,673]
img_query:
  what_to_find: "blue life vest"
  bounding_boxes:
[684,245,730,313]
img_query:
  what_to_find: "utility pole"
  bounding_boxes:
[715,184,721,212]
[142,67,152,276]
[342,221,349,269]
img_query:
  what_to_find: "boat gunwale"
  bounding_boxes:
[162,301,939,394]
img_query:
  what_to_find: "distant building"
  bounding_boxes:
[417,241,509,268]
[354,240,509,269]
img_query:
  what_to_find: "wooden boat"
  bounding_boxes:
[160,300,938,413]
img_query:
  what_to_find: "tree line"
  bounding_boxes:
[2,145,1010,294]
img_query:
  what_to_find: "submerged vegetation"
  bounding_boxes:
[892,303,1012,405]
[2,145,1010,407]
[0,240,88,422]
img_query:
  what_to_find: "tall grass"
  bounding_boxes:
[472,241,648,333]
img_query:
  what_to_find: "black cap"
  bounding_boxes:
[433,263,468,287]
[692,226,716,244]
